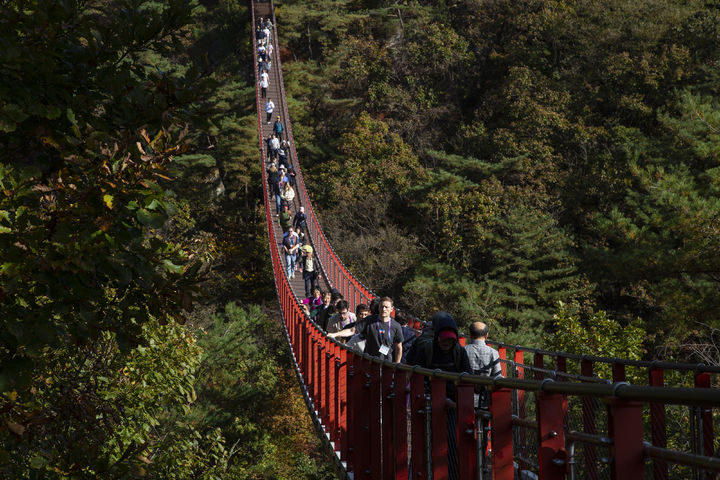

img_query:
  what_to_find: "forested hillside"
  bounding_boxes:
[1,1,333,477]
[276,0,720,363]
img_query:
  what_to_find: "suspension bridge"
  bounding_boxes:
[251,1,720,479]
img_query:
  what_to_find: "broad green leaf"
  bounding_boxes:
[162,259,183,274]
[136,208,166,228]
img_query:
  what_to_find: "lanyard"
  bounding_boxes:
[376,318,392,346]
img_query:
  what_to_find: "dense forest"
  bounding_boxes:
[2,0,719,477]
[0,0,334,478]
[276,0,720,364]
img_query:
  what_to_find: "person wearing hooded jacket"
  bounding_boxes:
[409,311,470,480]
[411,311,471,402]
[293,207,307,233]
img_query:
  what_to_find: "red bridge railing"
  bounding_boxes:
[251,2,720,479]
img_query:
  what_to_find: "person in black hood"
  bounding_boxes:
[409,311,471,480]
[411,311,471,402]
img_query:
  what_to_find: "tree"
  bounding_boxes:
[0,0,209,390]
[548,301,646,382]
[1,319,229,479]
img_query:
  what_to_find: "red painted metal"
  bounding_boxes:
[410,372,427,480]
[534,352,544,380]
[514,350,526,464]
[393,370,409,480]
[382,365,394,480]
[491,388,514,480]
[326,342,336,444]
[347,355,362,473]
[457,382,477,480]
[695,371,715,478]
[431,376,449,480]
[649,367,668,480]
[338,346,349,460]
[312,333,320,405]
[356,357,372,477]
[537,392,567,480]
[608,399,644,480]
[612,362,626,383]
[319,340,328,427]
[581,359,598,480]
[369,362,382,480]
[556,355,567,377]
[498,346,507,377]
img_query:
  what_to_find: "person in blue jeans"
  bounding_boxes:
[282,231,299,279]
[271,176,282,215]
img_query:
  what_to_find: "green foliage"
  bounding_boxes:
[191,303,335,479]
[0,0,210,390]
[548,301,646,381]
[279,0,720,360]
[1,320,229,479]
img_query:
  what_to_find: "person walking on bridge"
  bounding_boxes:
[301,250,318,298]
[282,230,299,279]
[265,99,274,125]
[259,70,269,98]
[273,118,283,140]
[410,311,471,480]
[293,206,307,233]
[464,321,502,475]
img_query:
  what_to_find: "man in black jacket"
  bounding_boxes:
[410,311,471,480]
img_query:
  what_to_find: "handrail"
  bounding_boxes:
[488,342,720,374]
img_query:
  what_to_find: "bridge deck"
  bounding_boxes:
[254,2,330,302]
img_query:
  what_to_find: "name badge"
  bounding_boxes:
[379,345,390,356]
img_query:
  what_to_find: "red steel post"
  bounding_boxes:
[536,391,568,480]
[393,369,409,480]
[430,376,448,480]
[556,355,567,378]
[355,357,372,478]
[608,398,644,480]
[491,388,514,480]
[457,382,477,480]
[303,326,311,390]
[327,342,336,445]
[319,340,327,427]
[313,333,320,406]
[695,371,715,480]
[498,347,507,377]
[347,354,362,474]
[382,365,394,480]
[581,359,598,480]
[410,371,427,480]
[338,346,348,460]
[648,367,668,480]
[369,361,382,480]
[514,350,526,462]
[534,352,544,380]
[612,362,626,383]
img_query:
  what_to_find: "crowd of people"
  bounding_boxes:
[256,16,500,478]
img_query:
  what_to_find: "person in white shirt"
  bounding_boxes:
[265,99,274,124]
[259,70,269,98]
